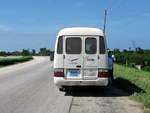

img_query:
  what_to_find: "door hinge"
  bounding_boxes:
[63,55,65,59]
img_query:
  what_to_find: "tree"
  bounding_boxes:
[0,51,7,56]
[39,48,49,56]
[11,51,21,56]
[113,48,120,54]
[135,47,144,54]
[123,49,128,52]
[21,49,30,56]
[32,49,36,56]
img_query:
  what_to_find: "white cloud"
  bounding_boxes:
[0,25,11,32]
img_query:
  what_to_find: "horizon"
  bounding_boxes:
[0,0,150,51]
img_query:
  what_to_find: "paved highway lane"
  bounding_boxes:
[0,57,72,113]
[0,57,143,113]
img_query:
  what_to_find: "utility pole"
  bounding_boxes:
[103,10,107,36]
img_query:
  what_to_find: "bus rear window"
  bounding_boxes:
[99,36,106,54]
[85,38,97,54]
[57,36,63,54]
[66,38,81,54]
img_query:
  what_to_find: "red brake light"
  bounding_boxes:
[98,72,109,77]
[54,72,64,77]
[54,68,64,77]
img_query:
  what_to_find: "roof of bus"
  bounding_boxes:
[57,27,104,36]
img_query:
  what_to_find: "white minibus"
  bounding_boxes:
[53,27,113,91]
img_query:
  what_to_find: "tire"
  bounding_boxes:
[58,87,65,92]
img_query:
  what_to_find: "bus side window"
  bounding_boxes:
[99,36,106,54]
[57,36,63,54]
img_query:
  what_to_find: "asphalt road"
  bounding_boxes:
[0,57,143,113]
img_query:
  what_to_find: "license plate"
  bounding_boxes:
[70,71,78,76]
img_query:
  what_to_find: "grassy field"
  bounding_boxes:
[0,56,33,67]
[0,66,6,68]
[114,64,150,113]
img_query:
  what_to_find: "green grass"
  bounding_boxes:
[144,109,150,113]
[0,65,6,68]
[114,64,150,112]
[0,56,33,67]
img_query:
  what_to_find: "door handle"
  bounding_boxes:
[76,65,81,68]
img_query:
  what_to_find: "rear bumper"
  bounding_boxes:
[54,77,109,86]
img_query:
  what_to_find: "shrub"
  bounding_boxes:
[143,66,150,72]
[114,52,150,67]
[0,56,33,66]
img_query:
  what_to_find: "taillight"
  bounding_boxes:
[54,68,64,77]
[98,69,109,77]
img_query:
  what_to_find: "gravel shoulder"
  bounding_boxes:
[69,87,143,113]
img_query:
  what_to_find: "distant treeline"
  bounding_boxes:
[0,48,54,56]
[113,48,150,72]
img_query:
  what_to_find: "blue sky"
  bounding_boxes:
[0,0,150,51]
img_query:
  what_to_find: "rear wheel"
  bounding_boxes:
[58,86,65,92]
